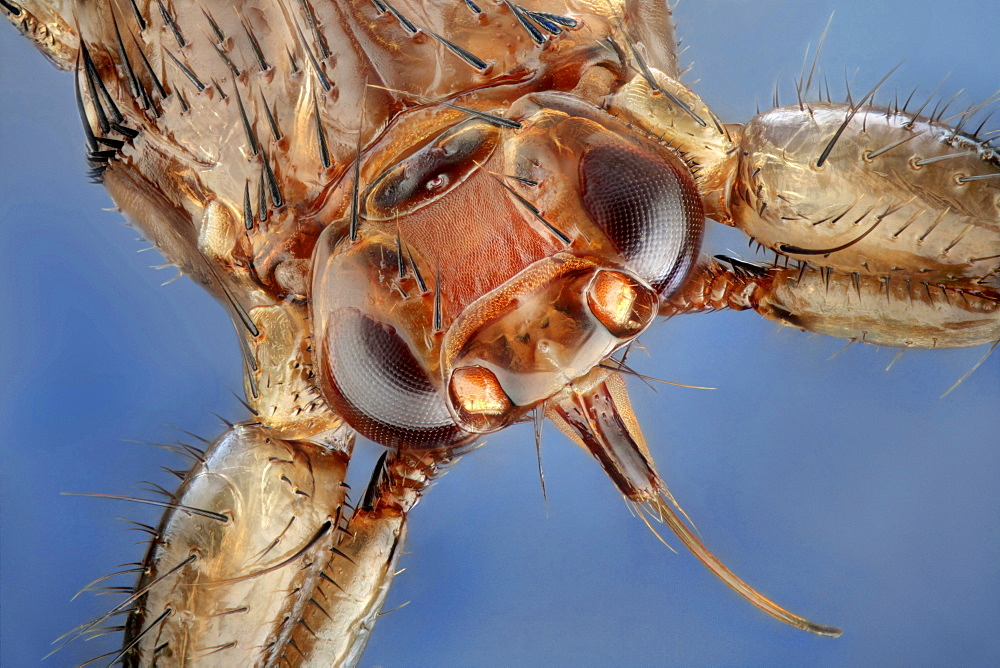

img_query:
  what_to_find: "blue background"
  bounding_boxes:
[2,0,998,664]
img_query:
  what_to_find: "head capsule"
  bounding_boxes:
[310,93,705,448]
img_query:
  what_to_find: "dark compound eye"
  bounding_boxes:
[320,308,474,449]
[579,142,704,298]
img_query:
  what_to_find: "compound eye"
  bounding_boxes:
[579,142,704,297]
[321,308,473,449]
[364,119,500,220]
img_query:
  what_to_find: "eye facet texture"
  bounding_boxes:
[580,142,704,298]
[322,308,472,449]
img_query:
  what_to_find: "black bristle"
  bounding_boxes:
[292,22,332,92]
[81,42,124,123]
[166,50,206,92]
[286,47,300,74]
[524,9,576,35]
[233,84,260,155]
[349,136,362,241]
[127,0,147,31]
[211,40,242,78]
[95,136,125,150]
[262,150,283,208]
[427,30,489,71]
[243,20,271,71]
[111,122,139,139]
[395,229,407,279]
[433,262,443,331]
[406,245,428,293]
[202,9,225,42]
[504,2,545,45]
[110,10,151,112]
[261,94,281,140]
[131,35,167,99]
[258,173,268,222]
[243,182,254,230]
[313,94,331,169]
[73,60,99,152]
[298,0,331,59]
[156,0,186,47]
[381,1,419,34]
[528,9,577,28]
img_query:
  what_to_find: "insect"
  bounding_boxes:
[1,0,998,665]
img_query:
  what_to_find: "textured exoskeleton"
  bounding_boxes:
[2,0,997,665]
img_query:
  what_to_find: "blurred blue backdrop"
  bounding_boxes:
[1,0,998,665]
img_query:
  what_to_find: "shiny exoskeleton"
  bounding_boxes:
[3,0,998,665]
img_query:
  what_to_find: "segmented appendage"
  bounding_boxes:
[4,0,996,664]
[728,102,999,348]
[610,61,999,347]
[121,425,352,665]
[116,423,462,666]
